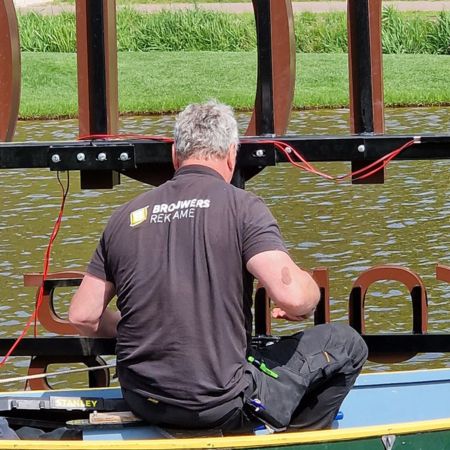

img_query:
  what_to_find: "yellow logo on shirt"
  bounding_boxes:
[130,206,148,227]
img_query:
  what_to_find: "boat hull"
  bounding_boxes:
[2,422,450,450]
[1,368,450,449]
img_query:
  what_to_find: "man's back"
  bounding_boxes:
[88,164,284,409]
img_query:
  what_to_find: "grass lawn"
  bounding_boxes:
[19,51,450,119]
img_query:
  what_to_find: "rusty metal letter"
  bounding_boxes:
[0,0,20,142]
[349,265,428,363]
[247,0,296,137]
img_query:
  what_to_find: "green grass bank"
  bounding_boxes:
[19,52,450,119]
[18,8,450,54]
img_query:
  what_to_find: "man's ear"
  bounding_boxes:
[172,144,179,170]
[227,143,237,172]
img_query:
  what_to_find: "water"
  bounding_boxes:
[1,107,449,389]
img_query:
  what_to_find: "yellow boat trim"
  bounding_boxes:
[0,417,450,450]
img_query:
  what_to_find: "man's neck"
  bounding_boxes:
[178,159,230,182]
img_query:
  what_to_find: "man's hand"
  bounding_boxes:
[272,307,314,322]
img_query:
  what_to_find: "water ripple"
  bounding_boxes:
[0,107,449,381]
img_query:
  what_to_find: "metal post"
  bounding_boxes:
[76,0,119,189]
[251,0,275,136]
[347,0,385,183]
[0,0,20,142]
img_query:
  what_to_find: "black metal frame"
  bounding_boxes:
[253,0,274,135]
[1,135,449,175]
[2,335,450,359]
[348,0,375,134]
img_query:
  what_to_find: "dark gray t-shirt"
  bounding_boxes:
[88,165,287,410]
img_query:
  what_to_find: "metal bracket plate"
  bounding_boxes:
[48,143,136,171]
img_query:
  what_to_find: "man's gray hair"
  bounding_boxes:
[174,101,239,161]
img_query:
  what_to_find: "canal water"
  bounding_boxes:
[0,107,449,389]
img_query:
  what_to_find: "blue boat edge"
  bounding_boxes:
[1,367,450,449]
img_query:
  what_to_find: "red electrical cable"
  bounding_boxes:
[245,138,416,182]
[79,133,416,182]
[349,140,415,181]
[0,172,70,368]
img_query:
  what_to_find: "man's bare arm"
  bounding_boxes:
[246,250,320,320]
[69,273,119,337]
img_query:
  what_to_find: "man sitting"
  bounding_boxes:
[69,100,367,431]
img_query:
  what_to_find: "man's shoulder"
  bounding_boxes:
[231,186,268,208]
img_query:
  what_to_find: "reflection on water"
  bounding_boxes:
[1,107,450,389]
